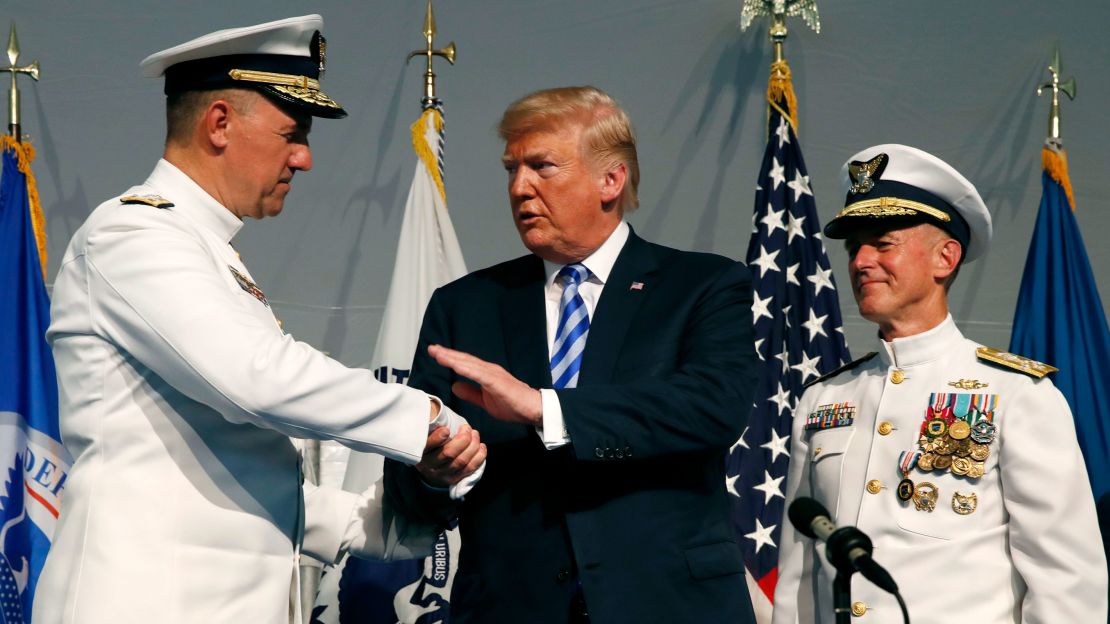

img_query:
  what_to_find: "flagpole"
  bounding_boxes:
[3,22,41,142]
[406,0,455,110]
[1037,45,1076,143]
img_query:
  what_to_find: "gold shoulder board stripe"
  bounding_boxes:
[976,346,1058,379]
[804,352,879,388]
[120,194,174,208]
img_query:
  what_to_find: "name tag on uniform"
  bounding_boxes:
[805,403,856,430]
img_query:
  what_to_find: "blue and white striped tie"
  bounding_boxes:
[550,263,591,389]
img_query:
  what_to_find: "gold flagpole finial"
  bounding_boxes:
[406,0,455,108]
[3,22,41,142]
[1037,44,1076,142]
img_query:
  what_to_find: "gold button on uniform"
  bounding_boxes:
[852,601,868,617]
[890,369,905,384]
[866,479,882,494]
[878,421,893,435]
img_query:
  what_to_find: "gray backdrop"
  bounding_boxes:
[7,0,1110,365]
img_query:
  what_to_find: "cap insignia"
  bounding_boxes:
[848,153,888,195]
[312,31,327,78]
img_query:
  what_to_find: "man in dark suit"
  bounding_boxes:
[386,86,758,623]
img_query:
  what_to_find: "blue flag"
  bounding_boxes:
[727,61,851,620]
[1010,143,1110,512]
[0,138,70,621]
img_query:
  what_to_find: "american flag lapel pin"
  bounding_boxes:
[630,281,644,291]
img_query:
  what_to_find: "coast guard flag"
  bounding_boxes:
[0,135,71,621]
[1009,140,1110,529]
[726,60,851,623]
[312,103,466,624]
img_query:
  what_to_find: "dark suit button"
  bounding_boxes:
[615,448,625,459]
[604,448,614,459]
[555,568,571,583]
[625,446,632,458]
[594,448,604,459]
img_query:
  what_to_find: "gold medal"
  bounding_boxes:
[970,443,990,461]
[954,439,971,458]
[918,453,936,471]
[948,420,971,440]
[933,437,954,456]
[934,455,952,471]
[912,482,938,512]
[951,456,971,475]
[967,462,985,479]
[951,491,978,515]
[897,478,915,501]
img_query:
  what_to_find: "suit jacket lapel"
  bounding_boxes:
[579,229,660,385]
[500,255,553,388]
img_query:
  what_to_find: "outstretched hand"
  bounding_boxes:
[428,344,544,426]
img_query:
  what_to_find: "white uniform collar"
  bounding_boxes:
[145,159,244,243]
[542,220,629,286]
[877,313,963,369]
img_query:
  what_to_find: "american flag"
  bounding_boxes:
[726,67,851,620]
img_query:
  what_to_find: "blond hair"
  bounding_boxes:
[499,86,640,212]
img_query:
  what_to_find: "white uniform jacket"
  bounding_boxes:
[774,316,1107,624]
[35,160,443,623]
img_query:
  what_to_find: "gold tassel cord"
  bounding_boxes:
[1042,146,1076,211]
[410,108,447,205]
[0,134,47,280]
[767,59,799,133]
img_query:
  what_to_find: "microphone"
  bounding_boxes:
[788,497,899,594]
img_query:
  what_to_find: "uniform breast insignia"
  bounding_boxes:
[913,392,997,481]
[976,346,1058,379]
[804,403,856,431]
[120,194,175,208]
[228,266,269,307]
[948,378,988,390]
[951,491,978,515]
[911,482,938,512]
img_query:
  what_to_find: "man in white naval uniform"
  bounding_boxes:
[773,145,1107,623]
[34,16,485,624]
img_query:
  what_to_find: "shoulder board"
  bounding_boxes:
[120,194,174,208]
[976,346,1058,379]
[804,352,878,388]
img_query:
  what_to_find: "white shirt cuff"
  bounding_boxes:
[537,388,571,449]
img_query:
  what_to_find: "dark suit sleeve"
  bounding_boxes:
[382,290,459,526]
[558,260,756,461]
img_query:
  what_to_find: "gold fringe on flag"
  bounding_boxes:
[1041,145,1076,211]
[767,59,799,132]
[1,134,47,280]
[410,108,447,205]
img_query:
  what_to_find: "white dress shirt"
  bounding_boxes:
[537,221,630,449]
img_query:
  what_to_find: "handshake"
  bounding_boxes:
[414,343,546,494]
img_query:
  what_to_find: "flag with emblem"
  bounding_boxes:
[0,134,71,620]
[1009,139,1110,535]
[311,99,467,624]
[726,59,851,622]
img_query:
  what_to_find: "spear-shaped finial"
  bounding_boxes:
[1037,44,1076,141]
[406,0,455,108]
[2,22,41,141]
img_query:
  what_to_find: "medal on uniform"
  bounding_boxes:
[912,482,938,512]
[951,491,978,515]
[950,456,971,476]
[896,450,920,501]
[917,452,936,471]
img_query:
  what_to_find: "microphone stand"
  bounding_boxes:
[825,527,874,624]
[833,572,853,624]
